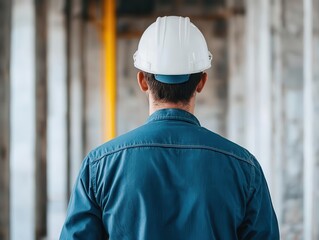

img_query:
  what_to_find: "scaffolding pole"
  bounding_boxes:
[103,0,117,141]
[0,0,12,239]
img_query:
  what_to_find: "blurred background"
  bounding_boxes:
[0,0,319,239]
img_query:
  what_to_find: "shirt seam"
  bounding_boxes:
[147,115,200,126]
[89,143,256,167]
[91,160,98,196]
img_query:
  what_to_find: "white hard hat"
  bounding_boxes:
[133,16,212,84]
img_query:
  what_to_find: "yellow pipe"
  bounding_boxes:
[103,0,117,141]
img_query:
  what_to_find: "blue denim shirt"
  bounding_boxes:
[60,108,279,240]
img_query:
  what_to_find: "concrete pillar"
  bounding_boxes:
[256,0,272,185]
[280,0,304,238]
[245,0,272,185]
[227,0,246,146]
[244,0,258,155]
[79,1,88,155]
[303,0,316,238]
[85,19,103,149]
[64,0,72,203]
[270,0,284,227]
[11,1,36,238]
[65,0,88,200]
[69,0,86,187]
[0,0,12,239]
[47,0,67,237]
[313,0,319,238]
[34,0,48,238]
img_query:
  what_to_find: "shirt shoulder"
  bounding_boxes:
[87,124,153,163]
[184,125,257,167]
[87,122,259,170]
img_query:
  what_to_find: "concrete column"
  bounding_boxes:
[64,0,72,203]
[11,1,36,238]
[79,0,88,155]
[0,0,12,239]
[34,0,48,238]
[70,0,85,186]
[226,3,246,146]
[244,0,257,155]
[280,0,304,237]
[256,0,272,185]
[65,0,88,200]
[303,0,315,238]
[47,0,67,237]
[85,19,103,149]
[270,0,284,226]
[245,0,272,185]
[313,0,319,238]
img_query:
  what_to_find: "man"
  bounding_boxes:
[60,16,279,239]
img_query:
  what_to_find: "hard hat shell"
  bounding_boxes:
[133,16,212,77]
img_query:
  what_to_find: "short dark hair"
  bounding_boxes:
[144,72,203,104]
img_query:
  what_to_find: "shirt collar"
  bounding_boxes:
[146,108,201,126]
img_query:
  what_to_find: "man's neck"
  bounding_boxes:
[148,96,195,115]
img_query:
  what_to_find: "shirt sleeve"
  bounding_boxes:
[60,157,108,240]
[237,158,280,240]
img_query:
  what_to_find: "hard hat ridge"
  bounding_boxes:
[155,16,166,50]
[133,16,212,84]
[178,16,190,47]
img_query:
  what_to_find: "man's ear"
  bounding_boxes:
[196,72,207,93]
[137,71,149,92]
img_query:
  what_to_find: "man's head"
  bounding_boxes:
[137,71,207,106]
[133,16,211,111]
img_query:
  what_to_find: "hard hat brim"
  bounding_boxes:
[154,74,190,84]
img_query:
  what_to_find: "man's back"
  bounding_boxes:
[60,109,279,239]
